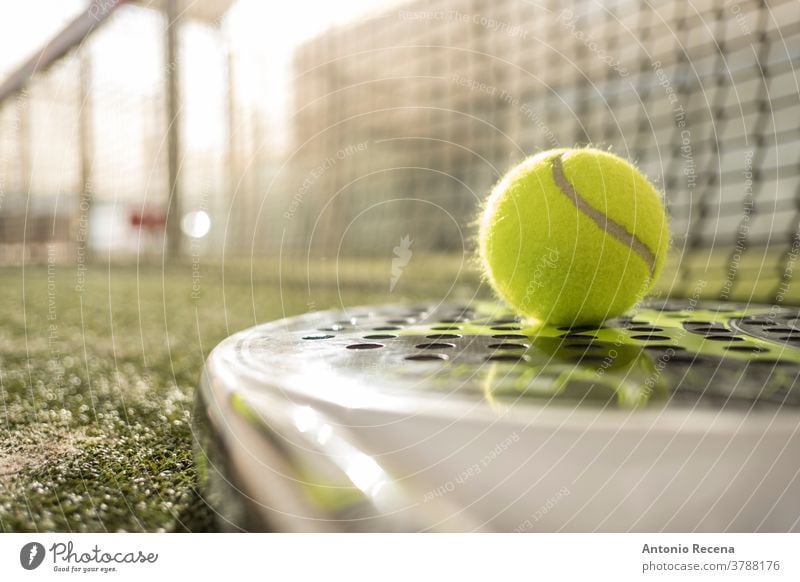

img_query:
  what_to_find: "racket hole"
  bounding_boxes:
[641,344,686,351]
[486,354,530,362]
[415,342,456,349]
[302,334,335,340]
[425,333,462,339]
[487,343,529,350]
[405,354,449,362]
[363,334,397,340]
[688,327,728,334]
[630,334,671,341]
[346,343,384,350]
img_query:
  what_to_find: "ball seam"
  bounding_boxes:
[550,153,657,278]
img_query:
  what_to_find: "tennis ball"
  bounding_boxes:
[478,148,670,326]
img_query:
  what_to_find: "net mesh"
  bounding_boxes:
[288,0,800,304]
[0,0,798,304]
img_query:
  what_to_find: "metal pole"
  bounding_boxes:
[225,41,239,252]
[18,88,31,262]
[165,0,182,257]
[0,0,124,107]
[77,45,93,258]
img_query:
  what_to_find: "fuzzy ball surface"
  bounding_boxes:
[478,148,670,326]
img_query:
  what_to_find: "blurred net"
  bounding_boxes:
[0,0,798,305]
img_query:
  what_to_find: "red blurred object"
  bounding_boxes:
[129,209,166,232]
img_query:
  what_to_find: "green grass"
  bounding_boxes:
[0,250,790,531]
[0,256,481,532]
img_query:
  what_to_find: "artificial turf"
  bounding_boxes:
[0,251,779,531]
[0,257,475,532]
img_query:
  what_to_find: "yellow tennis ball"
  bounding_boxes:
[478,148,670,326]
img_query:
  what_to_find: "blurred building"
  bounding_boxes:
[287,0,800,297]
[0,0,259,262]
[1,0,799,305]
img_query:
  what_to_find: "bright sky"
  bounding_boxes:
[0,0,389,83]
[224,0,391,149]
[0,0,394,245]
[0,0,85,80]
[0,0,391,152]
[227,0,389,50]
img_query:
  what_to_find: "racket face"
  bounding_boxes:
[194,300,800,532]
